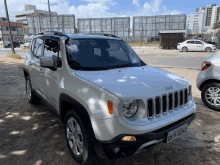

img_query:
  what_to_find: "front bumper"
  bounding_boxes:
[93,112,196,159]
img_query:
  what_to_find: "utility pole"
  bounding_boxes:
[48,0,52,31]
[4,0,15,54]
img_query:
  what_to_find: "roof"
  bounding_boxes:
[159,30,186,34]
[67,34,122,40]
[34,32,122,40]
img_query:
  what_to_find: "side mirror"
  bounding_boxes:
[40,57,56,70]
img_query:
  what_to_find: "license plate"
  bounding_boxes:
[166,123,188,143]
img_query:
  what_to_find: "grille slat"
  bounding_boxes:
[162,95,167,113]
[174,92,178,109]
[155,97,161,117]
[147,87,190,119]
[180,90,183,107]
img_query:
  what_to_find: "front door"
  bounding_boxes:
[28,38,44,94]
[40,38,62,110]
[194,41,204,51]
[186,41,195,51]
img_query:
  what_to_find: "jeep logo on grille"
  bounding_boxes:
[165,86,174,91]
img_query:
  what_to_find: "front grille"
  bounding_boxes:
[147,88,190,119]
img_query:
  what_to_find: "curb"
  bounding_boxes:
[150,65,200,70]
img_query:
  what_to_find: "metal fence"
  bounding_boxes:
[26,15,76,35]
[77,17,130,41]
[133,14,187,42]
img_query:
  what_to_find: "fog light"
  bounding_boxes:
[112,147,120,153]
[121,136,136,141]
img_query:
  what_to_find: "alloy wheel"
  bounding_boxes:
[205,87,220,106]
[66,117,84,157]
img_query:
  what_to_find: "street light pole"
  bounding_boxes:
[48,0,52,31]
[4,0,15,54]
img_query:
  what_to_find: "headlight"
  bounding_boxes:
[122,100,138,118]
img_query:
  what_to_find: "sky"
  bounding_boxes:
[0,0,219,21]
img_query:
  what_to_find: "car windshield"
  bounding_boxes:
[66,38,144,70]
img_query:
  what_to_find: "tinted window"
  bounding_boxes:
[66,39,142,70]
[33,38,43,58]
[187,41,194,44]
[195,41,202,44]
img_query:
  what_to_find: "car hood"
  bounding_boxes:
[76,65,190,99]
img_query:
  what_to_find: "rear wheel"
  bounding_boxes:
[64,111,95,164]
[201,83,220,111]
[182,47,188,52]
[26,76,40,104]
[164,46,169,50]
[205,47,212,52]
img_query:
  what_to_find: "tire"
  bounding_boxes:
[170,46,174,50]
[182,47,188,52]
[164,46,169,50]
[25,76,40,104]
[201,83,220,111]
[205,47,212,52]
[64,111,95,164]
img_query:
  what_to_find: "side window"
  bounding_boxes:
[44,39,59,58]
[44,39,61,67]
[187,41,194,44]
[33,38,43,58]
[195,41,202,44]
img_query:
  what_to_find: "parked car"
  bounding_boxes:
[3,41,20,48]
[177,40,216,52]
[196,50,220,111]
[23,31,196,164]
[23,42,31,48]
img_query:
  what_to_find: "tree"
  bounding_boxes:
[213,21,220,34]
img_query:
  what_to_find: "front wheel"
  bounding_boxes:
[182,47,188,52]
[201,83,220,111]
[26,76,40,104]
[205,47,212,52]
[64,111,95,164]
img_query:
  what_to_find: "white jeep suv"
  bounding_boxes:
[23,31,196,164]
[177,40,216,52]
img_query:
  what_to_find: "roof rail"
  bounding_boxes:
[38,31,69,37]
[86,33,120,38]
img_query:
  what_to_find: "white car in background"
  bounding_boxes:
[23,42,31,48]
[177,40,216,52]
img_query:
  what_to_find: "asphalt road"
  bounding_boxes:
[139,55,206,69]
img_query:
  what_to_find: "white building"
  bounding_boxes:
[15,4,57,25]
[187,4,220,34]
[187,13,204,33]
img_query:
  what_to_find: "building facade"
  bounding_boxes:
[187,13,204,33]
[187,4,220,34]
[15,4,57,25]
[133,14,187,42]
[26,15,76,35]
[0,21,24,43]
[77,17,130,41]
